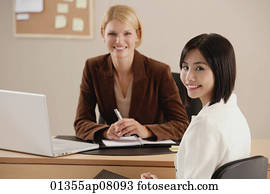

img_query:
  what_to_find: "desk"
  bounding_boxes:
[0,149,176,178]
[0,139,269,179]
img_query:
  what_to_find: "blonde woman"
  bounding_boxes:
[74,5,189,141]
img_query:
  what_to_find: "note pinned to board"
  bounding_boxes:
[55,15,67,29]
[76,0,87,9]
[15,0,43,13]
[16,13,30,21]
[57,3,69,14]
[72,18,84,32]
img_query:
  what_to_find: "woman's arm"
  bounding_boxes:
[74,60,109,141]
[144,67,189,141]
[176,118,225,178]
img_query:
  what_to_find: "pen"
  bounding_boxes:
[114,109,123,120]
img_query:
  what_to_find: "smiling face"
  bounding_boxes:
[102,19,139,61]
[180,49,215,106]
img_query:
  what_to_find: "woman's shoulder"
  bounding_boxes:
[199,95,240,121]
[136,50,170,72]
[189,104,227,136]
[145,56,170,72]
[191,97,244,133]
[184,113,222,145]
[83,53,112,75]
[191,112,218,131]
[85,53,110,66]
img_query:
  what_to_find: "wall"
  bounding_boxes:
[1,0,269,138]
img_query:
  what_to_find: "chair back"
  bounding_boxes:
[171,72,202,120]
[211,155,268,179]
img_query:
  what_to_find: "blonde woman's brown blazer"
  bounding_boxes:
[74,50,189,141]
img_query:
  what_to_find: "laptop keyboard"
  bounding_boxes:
[51,138,95,153]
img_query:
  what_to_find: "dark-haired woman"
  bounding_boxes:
[142,33,251,179]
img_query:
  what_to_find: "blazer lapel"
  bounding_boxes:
[98,55,117,122]
[129,50,147,118]
[98,51,147,121]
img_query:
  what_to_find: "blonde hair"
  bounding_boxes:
[101,5,142,48]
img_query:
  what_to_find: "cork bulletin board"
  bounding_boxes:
[14,0,94,39]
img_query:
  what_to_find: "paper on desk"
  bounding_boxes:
[55,15,67,29]
[140,139,175,145]
[76,0,87,8]
[57,3,69,14]
[102,136,176,147]
[102,136,140,147]
[15,0,43,13]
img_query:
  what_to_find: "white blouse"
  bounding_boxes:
[175,93,251,178]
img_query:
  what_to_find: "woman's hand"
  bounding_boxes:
[114,118,153,139]
[103,118,153,139]
[103,123,122,140]
[140,172,158,179]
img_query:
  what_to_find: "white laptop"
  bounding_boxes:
[0,89,99,157]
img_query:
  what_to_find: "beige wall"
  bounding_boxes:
[1,0,269,138]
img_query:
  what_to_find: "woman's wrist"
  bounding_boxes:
[102,129,108,139]
[142,126,153,139]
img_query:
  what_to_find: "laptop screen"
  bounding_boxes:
[0,89,53,156]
